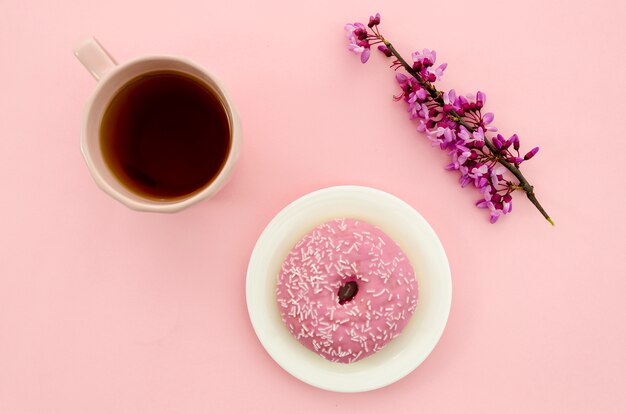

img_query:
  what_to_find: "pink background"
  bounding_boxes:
[1,0,625,412]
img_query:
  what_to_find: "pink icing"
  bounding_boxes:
[276,218,418,363]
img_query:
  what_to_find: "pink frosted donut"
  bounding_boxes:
[276,218,418,364]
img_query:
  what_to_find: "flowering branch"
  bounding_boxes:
[345,14,553,225]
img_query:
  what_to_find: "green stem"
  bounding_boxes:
[384,40,553,225]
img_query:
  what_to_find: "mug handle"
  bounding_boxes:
[73,37,117,81]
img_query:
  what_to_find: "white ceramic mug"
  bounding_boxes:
[74,37,241,213]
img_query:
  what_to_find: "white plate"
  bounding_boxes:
[246,186,451,392]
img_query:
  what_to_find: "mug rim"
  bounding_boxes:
[80,54,240,213]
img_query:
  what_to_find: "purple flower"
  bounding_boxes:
[469,164,488,186]
[426,126,456,149]
[481,112,497,132]
[443,89,466,113]
[360,44,371,63]
[419,103,429,120]
[347,41,370,63]
[461,91,487,111]
[442,127,456,147]
[412,88,428,102]
[426,126,446,147]
[443,89,457,106]
[396,73,423,98]
[395,72,408,85]
[451,144,472,167]
[416,119,428,132]
[345,22,368,40]
[475,199,491,209]
[459,174,472,187]
[476,189,504,223]
[407,85,428,109]
[471,164,488,176]
[430,63,447,81]
[473,128,485,142]
[345,23,371,63]
[489,210,502,224]
[410,50,447,81]
[490,166,505,186]
[412,49,437,68]
[458,127,472,143]
[502,200,512,214]
[459,126,485,145]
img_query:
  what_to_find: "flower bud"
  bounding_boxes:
[493,135,503,149]
[368,12,381,28]
[524,146,539,160]
[510,134,520,151]
[377,44,392,57]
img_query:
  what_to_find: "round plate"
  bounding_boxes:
[246,186,451,392]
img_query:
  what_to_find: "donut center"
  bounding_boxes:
[338,281,359,305]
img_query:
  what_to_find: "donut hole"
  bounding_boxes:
[338,280,359,305]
